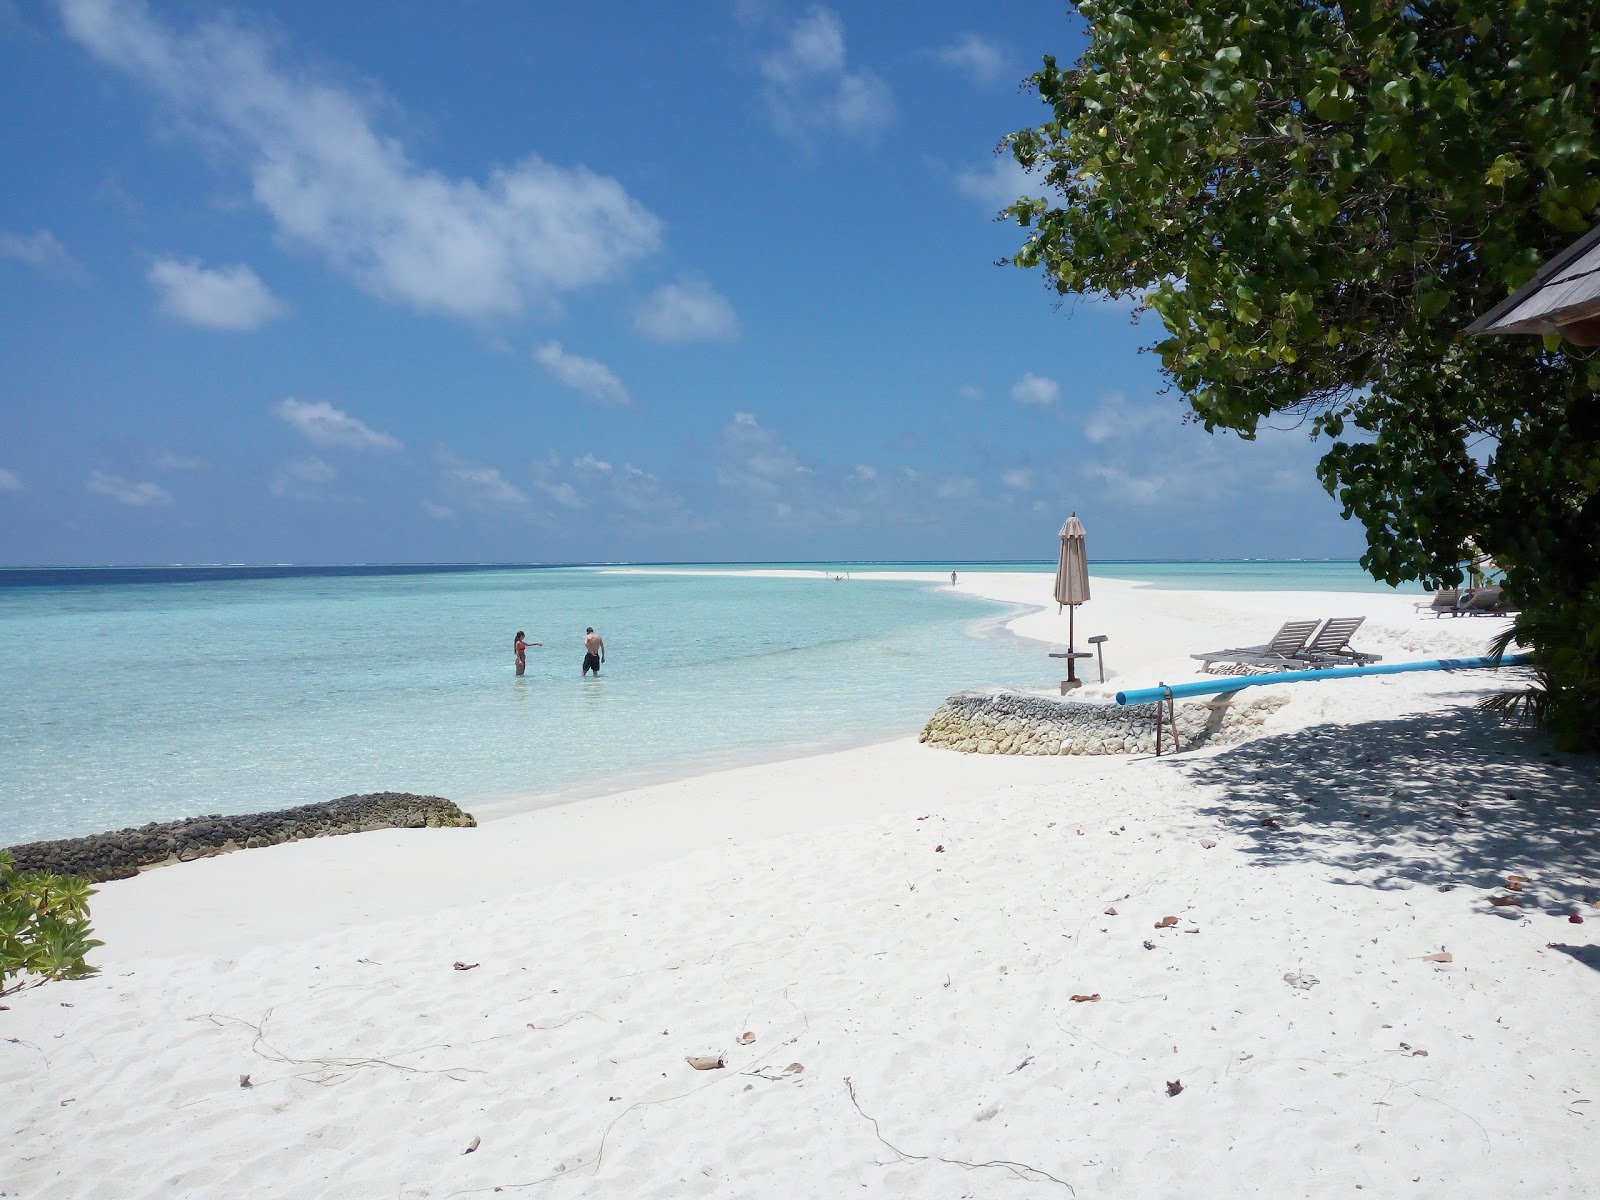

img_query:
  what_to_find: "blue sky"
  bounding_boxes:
[0,0,1366,565]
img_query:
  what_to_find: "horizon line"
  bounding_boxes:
[0,556,1367,570]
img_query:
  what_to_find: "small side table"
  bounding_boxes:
[1049,650,1094,694]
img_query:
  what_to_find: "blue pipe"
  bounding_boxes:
[1114,653,1532,707]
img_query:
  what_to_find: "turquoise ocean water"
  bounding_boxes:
[0,561,1416,845]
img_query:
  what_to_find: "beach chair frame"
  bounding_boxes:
[1190,619,1322,673]
[1295,616,1382,667]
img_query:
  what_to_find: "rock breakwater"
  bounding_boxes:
[7,792,476,882]
[919,689,1286,756]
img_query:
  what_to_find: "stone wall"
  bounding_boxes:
[6,792,476,882]
[918,689,1286,756]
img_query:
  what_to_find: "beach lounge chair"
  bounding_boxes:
[1295,616,1382,667]
[1464,585,1515,616]
[1191,619,1322,672]
[1414,589,1466,617]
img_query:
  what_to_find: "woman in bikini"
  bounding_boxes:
[513,630,541,676]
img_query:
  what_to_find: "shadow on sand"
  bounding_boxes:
[1177,696,1600,934]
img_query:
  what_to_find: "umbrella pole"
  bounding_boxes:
[1067,606,1077,683]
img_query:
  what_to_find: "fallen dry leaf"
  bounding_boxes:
[1508,874,1528,884]
[1155,915,1179,929]
[1489,895,1523,907]
[1142,940,1156,950]
[785,1062,805,1075]
[737,1031,756,1045]
[238,1074,252,1089]
[1422,950,1454,963]
[1104,907,1118,916]
[916,815,929,821]
[463,1136,481,1155]
[1570,914,1584,924]
[1166,1079,1183,1097]
[934,845,945,853]
[452,961,479,971]
[1505,880,1524,892]
[1357,809,1373,819]
[685,1056,725,1071]
[1070,993,1101,1003]
[1411,1049,1429,1057]
[1200,838,1217,849]
[1260,817,1281,830]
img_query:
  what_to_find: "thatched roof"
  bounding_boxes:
[1466,223,1600,345]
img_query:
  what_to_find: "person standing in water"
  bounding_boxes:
[513,631,541,676]
[582,627,605,676]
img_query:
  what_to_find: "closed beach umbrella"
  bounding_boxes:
[1054,512,1090,651]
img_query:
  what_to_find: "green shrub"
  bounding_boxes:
[0,850,104,990]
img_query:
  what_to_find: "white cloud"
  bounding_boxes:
[1011,373,1060,408]
[273,398,402,453]
[934,33,1008,86]
[436,448,528,510]
[571,453,685,516]
[148,257,285,330]
[421,500,455,520]
[0,228,78,275]
[848,464,878,482]
[1000,468,1033,491]
[533,341,631,408]
[1056,395,1333,511]
[734,0,777,27]
[937,476,978,500]
[1081,462,1165,506]
[87,470,171,506]
[268,455,337,499]
[526,451,688,522]
[956,155,1036,214]
[0,467,23,491]
[59,0,661,320]
[957,383,985,401]
[758,7,893,141]
[155,452,206,471]
[635,279,738,342]
[716,411,811,502]
[534,477,585,509]
[1084,391,1168,444]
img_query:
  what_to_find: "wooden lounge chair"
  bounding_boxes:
[1295,616,1382,667]
[1415,589,1465,617]
[1191,619,1322,672]
[1464,585,1516,616]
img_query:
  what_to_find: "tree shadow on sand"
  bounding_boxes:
[1177,696,1600,932]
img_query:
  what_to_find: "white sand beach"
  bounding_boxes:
[3,572,1596,1199]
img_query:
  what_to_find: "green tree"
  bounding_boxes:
[1003,0,1600,748]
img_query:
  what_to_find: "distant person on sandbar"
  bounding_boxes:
[582,627,605,676]
[513,631,541,676]
[951,570,958,587]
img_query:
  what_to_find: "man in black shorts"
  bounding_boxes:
[583,627,605,676]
